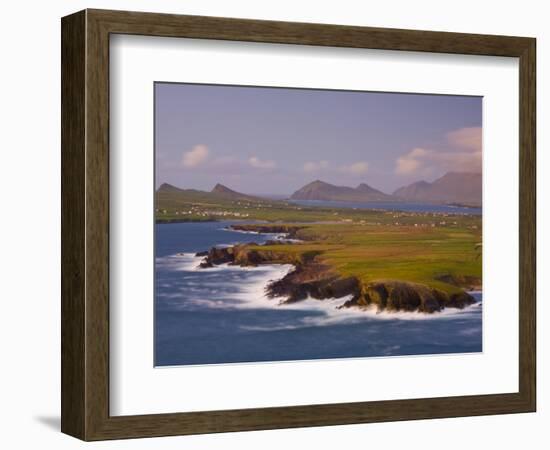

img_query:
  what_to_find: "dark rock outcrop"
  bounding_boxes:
[266,262,361,304]
[435,274,482,291]
[341,280,476,312]
[197,246,236,268]
[196,243,302,269]
[447,291,477,309]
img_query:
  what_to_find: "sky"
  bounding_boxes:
[155,82,482,195]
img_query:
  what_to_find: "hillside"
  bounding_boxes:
[393,172,482,206]
[210,183,267,202]
[155,182,291,222]
[156,183,222,202]
[157,182,269,203]
[290,180,393,202]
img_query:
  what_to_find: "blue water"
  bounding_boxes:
[289,199,482,215]
[155,221,482,366]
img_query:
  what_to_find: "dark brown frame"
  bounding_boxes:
[61,8,536,441]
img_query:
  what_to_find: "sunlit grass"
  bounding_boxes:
[248,223,481,294]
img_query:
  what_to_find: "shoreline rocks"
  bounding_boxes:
[340,280,475,313]
[266,261,361,304]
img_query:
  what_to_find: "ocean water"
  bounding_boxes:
[289,199,482,215]
[155,221,482,366]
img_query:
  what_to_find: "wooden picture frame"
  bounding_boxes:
[61,9,536,441]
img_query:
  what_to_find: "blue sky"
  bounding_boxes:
[155,82,482,195]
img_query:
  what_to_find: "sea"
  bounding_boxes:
[288,199,482,215]
[155,216,482,367]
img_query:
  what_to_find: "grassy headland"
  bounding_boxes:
[234,222,481,295]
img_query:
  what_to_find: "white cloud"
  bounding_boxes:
[396,150,424,174]
[181,144,209,168]
[446,127,482,152]
[179,148,278,173]
[340,161,369,176]
[248,156,276,169]
[303,160,329,172]
[394,127,482,176]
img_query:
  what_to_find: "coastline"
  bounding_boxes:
[156,217,218,224]
[155,220,483,366]
[194,223,479,315]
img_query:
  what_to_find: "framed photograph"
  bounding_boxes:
[61,9,536,441]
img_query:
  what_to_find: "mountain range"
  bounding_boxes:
[392,172,481,205]
[156,182,269,203]
[210,183,267,202]
[157,171,482,207]
[290,172,481,206]
[290,180,393,202]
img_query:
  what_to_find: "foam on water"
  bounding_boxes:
[220,227,303,243]
[156,253,203,271]
[241,292,482,331]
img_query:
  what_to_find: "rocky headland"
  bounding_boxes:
[194,224,478,314]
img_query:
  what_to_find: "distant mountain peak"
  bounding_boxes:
[291,179,392,202]
[157,182,184,193]
[211,183,265,202]
[356,182,381,193]
[393,172,481,206]
[306,180,329,187]
[211,183,233,194]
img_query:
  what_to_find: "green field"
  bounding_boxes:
[156,188,480,225]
